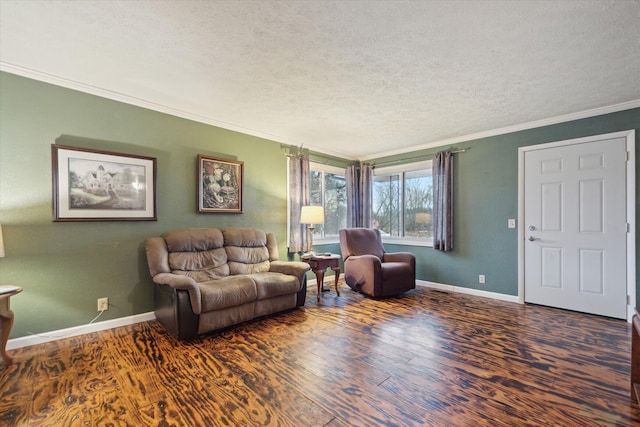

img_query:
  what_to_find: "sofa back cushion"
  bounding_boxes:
[223,228,271,274]
[164,228,229,281]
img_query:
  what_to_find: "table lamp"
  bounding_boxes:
[300,206,324,255]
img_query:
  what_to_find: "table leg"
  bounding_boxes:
[331,267,341,296]
[315,269,325,302]
[0,299,14,366]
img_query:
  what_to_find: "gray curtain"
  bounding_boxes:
[360,164,373,228]
[433,151,453,251]
[346,164,373,228]
[288,155,310,252]
[346,165,358,227]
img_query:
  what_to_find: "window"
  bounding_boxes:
[372,160,433,243]
[309,163,346,240]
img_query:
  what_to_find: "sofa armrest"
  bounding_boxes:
[269,261,311,288]
[152,273,202,314]
[145,237,171,277]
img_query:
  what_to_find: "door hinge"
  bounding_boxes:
[627,223,631,233]
[628,295,631,305]
[627,151,631,161]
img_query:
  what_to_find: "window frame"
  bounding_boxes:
[287,159,432,248]
[373,159,434,247]
[309,162,346,244]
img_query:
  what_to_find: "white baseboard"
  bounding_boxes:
[7,312,156,350]
[323,276,519,303]
[417,280,521,304]
[7,281,518,350]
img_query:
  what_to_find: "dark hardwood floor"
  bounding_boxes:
[1,280,639,426]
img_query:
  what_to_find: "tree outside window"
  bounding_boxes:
[372,162,433,240]
[309,166,346,239]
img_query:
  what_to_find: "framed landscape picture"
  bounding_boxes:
[198,155,243,213]
[52,144,157,221]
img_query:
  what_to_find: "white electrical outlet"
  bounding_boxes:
[479,275,486,284]
[97,297,109,311]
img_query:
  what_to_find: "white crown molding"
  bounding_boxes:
[0,62,334,153]
[361,99,640,161]
[7,311,156,350]
[2,62,636,163]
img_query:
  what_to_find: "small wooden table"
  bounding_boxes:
[302,254,341,302]
[0,286,22,366]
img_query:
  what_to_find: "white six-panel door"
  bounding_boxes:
[520,131,635,319]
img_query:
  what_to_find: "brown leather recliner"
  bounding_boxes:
[339,228,416,297]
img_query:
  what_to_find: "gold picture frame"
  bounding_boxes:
[198,155,243,214]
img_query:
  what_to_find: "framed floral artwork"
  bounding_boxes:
[198,155,243,213]
[52,144,157,221]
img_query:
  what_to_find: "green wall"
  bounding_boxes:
[374,108,640,297]
[1,71,639,339]
[0,72,315,338]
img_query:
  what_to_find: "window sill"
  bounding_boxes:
[315,237,433,248]
[382,237,433,248]
[314,237,340,246]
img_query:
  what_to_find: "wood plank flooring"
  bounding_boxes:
[2,281,640,426]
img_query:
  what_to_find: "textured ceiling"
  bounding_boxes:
[1,0,639,160]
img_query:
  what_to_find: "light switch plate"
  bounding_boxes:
[508,219,516,228]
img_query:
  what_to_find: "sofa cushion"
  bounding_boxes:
[168,250,230,282]
[248,272,300,300]
[164,228,224,252]
[223,227,267,247]
[198,303,255,335]
[226,247,271,274]
[199,276,257,312]
[223,228,271,274]
[164,228,229,282]
[254,294,296,318]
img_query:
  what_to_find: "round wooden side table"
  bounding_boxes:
[301,254,341,302]
[0,286,22,366]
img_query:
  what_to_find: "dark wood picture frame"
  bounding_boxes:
[198,155,243,214]
[52,144,157,221]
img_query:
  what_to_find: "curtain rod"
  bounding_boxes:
[372,147,470,167]
[284,146,470,167]
[285,154,336,166]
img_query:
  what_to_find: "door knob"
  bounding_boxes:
[528,236,538,241]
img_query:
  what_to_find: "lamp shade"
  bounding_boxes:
[0,224,5,258]
[300,206,325,225]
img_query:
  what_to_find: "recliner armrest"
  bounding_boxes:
[343,254,382,293]
[344,254,382,271]
[383,252,416,268]
[152,273,202,314]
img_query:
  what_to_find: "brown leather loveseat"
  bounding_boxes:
[145,227,310,340]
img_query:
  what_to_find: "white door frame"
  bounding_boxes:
[517,130,636,322]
